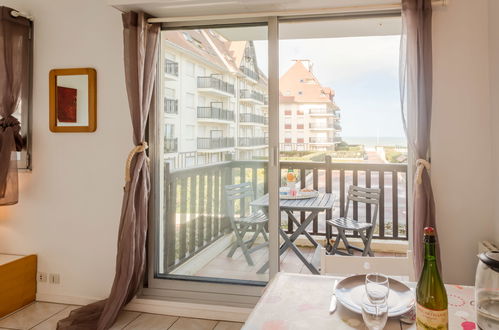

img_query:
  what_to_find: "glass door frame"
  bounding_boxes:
[144,11,409,307]
[144,17,280,307]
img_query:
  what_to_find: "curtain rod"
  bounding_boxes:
[148,0,447,24]
[10,10,33,21]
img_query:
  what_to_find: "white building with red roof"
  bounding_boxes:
[279,60,341,151]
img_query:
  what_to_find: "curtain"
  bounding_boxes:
[57,11,159,330]
[400,0,440,277]
[0,7,30,205]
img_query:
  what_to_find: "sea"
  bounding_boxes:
[342,136,407,148]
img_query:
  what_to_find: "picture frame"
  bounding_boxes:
[49,68,96,132]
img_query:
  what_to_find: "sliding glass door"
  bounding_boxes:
[151,24,275,295]
[147,13,407,305]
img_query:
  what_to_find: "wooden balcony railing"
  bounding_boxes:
[239,113,267,125]
[164,98,178,114]
[163,158,408,272]
[309,108,334,115]
[240,65,260,81]
[197,106,235,121]
[240,89,265,103]
[165,59,178,76]
[164,138,178,153]
[197,137,235,149]
[197,76,235,95]
[238,137,268,147]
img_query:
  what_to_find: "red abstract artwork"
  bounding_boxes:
[57,86,77,122]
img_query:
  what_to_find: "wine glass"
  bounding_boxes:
[361,293,388,330]
[365,273,390,304]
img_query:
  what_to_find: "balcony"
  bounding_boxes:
[309,123,334,130]
[309,137,334,144]
[197,106,234,123]
[240,89,265,105]
[165,59,178,79]
[197,76,235,97]
[309,108,335,116]
[164,98,178,115]
[237,137,268,148]
[197,137,235,150]
[164,138,178,153]
[161,159,408,280]
[239,113,267,125]
[240,65,259,82]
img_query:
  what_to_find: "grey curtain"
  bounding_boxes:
[400,0,440,277]
[0,7,30,205]
[57,11,159,330]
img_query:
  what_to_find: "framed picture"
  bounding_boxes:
[49,68,96,132]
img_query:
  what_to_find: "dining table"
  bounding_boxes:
[250,193,335,275]
[243,272,477,330]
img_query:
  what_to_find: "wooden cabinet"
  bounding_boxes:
[0,254,37,318]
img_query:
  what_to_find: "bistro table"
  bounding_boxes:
[243,273,477,330]
[250,193,335,275]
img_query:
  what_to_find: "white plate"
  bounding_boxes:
[280,191,319,200]
[335,274,415,317]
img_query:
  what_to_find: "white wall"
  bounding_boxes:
[0,0,497,304]
[432,0,496,285]
[0,0,130,301]
[489,0,499,243]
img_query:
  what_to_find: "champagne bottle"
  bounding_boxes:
[416,227,448,330]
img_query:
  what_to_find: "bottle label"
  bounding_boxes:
[416,304,448,329]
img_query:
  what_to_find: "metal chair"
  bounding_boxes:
[224,183,269,266]
[326,185,381,257]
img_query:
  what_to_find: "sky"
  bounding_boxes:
[253,35,406,139]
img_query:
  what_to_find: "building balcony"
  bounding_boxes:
[197,76,235,97]
[240,89,265,105]
[309,123,334,130]
[164,138,178,153]
[240,65,259,82]
[237,137,268,148]
[197,106,234,123]
[197,137,235,150]
[239,113,267,125]
[161,159,408,279]
[309,137,334,144]
[164,98,178,115]
[309,109,335,116]
[165,59,178,79]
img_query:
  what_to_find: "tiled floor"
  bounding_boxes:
[0,302,243,330]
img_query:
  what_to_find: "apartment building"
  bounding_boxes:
[279,60,341,151]
[161,30,268,168]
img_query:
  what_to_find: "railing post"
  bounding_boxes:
[325,156,332,221]
[392,170,399,239]
[179,177,188,260]
[379,171,385,238]
[188,174,197,255]
[164,163,177,272]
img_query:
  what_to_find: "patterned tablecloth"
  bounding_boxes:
[243,273,477,330]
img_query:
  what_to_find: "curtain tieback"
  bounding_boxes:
[125,142,148,182]
[415,159,431,184]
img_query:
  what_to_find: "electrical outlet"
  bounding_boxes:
[49,273,60,284]
[37,272,48,282]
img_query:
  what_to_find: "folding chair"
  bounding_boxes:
[225,183,269,266]
[326,185,381,257]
